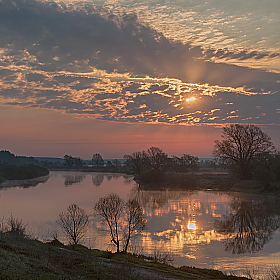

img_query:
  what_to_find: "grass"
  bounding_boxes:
[0,231,249,280]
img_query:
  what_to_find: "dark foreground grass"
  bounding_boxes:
[0,232,249,280]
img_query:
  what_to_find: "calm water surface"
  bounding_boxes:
[0,171,279,277]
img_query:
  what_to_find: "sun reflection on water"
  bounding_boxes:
[187,221,196,230]
[186,97,196,102]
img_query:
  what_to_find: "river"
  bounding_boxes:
[0,171,279,277]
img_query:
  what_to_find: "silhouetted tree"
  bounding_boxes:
[146,146,169,172]
[124,147,169,176]
[213,124,276,179]
[253,152,280,189]
[123,198,146,252]
[72,157,85,168]
[57,204,89,245]
[94,193,125,252]
[124,151,148,175]
[63,155,84,169]
[170,156,181,173]
[7,215,27,235]
[64,155,75,168]
[94,193,146,253]
[171,154,199,173]
[92,153,104,168]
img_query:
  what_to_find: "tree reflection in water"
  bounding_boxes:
[0,176,49,189]
[123,175,134,185]
[131,185,195,210]
[64,174,86,186]
[92,174,105,187]
[91,173,131,187]
[215,197,280,254]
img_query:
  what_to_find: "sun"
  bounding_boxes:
[186,97,196,102]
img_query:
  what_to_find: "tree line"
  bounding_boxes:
[61,148,199,183]
[123,147,199,184]
[36,124,280,189]
[2,123,279,189]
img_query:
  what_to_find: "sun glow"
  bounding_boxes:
[186,97,196,102]
[187,221,197,230]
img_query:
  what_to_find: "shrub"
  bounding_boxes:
[7,215,27,235]
[57,204,89,245]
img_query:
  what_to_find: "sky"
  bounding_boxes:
[0,0,279,159]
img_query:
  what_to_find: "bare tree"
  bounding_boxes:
[57,204,89,245]
[171,154,199,173]
[123,198,146,252]
[124,147,169,175]
[94,193,125,252]
[213,124,276,179]
[146,146,168,172]
[94,193,146,253]
[124,151,148,175]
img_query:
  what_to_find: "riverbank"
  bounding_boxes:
[195,172,280,195]
[0,171,279,279]
[138,170,280,195]
[0,231,248,280]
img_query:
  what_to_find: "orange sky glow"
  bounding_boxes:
[0,105,223,158]
[0,0,279,159]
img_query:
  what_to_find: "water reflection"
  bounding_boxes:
[106,174,113,181]
[64,174,86,186]
[91,173,132,187]
[130,187,280,271]
[0,172,279,276]
[0,175,49,189]
[123,175,134,185]
[215,197,280,254]
[131,187,195,209]
[128,188,233,260]
[91,174,105,187]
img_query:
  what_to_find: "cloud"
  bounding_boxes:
[203,48,280,61]
[0,0,280,127]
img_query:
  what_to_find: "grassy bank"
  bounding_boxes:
[0,232,248,280]
[137,170,280,195]
[195,172,280,195]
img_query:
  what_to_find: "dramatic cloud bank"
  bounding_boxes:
[0,0,279,127]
